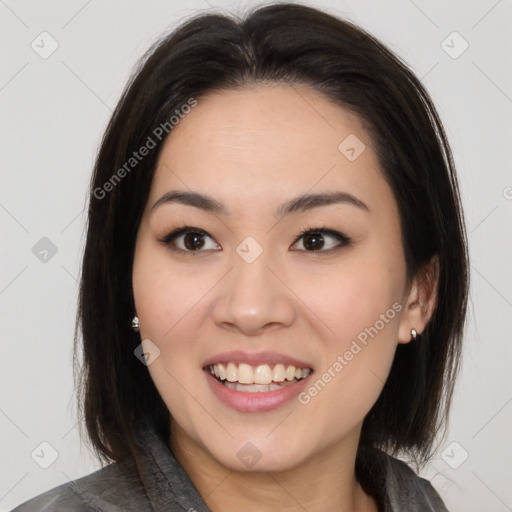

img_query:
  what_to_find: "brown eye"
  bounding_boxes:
[292,228,351,253]
[161,225,350,255]
[183,232,207,250]
[160,226,221,253]
[302,233,325,251]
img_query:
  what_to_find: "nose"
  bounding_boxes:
[211,246,297,336]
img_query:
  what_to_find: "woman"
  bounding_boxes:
[12,3,469,511]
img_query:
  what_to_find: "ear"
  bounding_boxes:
[397,254,440,344]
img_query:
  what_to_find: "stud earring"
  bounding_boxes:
[411,328,418,341]
[131,316,140,332]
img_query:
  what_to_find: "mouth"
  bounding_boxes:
[202,351,314,412]
[206,362,312,393]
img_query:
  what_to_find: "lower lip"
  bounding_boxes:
[204,370,312,413]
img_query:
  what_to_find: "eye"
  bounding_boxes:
[159,225,221,254]
[159,224,351,255]
[291,227,351,254]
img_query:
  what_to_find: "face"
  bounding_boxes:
[132,84,419,472]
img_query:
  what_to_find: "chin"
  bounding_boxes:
[200,432,314,473]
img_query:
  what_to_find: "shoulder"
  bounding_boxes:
[383,454,449,512]
[10,459,150,512]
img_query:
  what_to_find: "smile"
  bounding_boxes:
[203,358,313,412]
[208,362,311,392]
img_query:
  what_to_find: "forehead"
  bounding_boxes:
[148,84,393,216]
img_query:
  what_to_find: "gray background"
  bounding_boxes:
[1,0,511,510]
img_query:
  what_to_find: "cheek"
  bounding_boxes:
[292,254,403,416]
[294,254,403,348]
[132,242,212,424]
[132,241,213,343]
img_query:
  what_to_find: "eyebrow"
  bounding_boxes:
[150,189,370,218]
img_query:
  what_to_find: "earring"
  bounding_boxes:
[411,328,418,341]
[131,316,140,332]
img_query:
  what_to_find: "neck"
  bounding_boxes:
[169,421,378,512]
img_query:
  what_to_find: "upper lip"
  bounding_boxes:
[202,350,314,370]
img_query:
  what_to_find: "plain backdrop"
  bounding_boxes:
[1,1,511,510]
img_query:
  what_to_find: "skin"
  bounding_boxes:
[132,83,438,511]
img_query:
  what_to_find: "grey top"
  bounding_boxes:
[11,424,448,512]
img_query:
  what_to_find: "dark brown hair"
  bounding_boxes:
[74,1,469,478]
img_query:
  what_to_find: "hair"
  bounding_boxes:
[74,0,469,483]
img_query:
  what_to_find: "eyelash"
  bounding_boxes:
[159,224,351,256]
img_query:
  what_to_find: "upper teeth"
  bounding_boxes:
[209,362,311,384]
